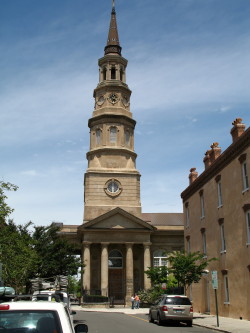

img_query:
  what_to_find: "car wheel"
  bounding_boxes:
[157,313,163,326]
[148,312,154,323]
[186,321,193,327]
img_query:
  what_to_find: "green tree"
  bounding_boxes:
[68,275,81,296]
[0,181,18,224]
[144,265,169,285]
[141,266,178,304]
[168,251,216,293]
[32,224,81,278]
[0,220,38,292]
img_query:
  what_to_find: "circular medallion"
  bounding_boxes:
[108,93,119,105]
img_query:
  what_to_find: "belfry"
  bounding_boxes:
[59,1,184,305]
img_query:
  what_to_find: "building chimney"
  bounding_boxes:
[189,167,198,184]
[230,118,245,143]
[203,142,221,169]
[209,142,221,163]
[203,150,212,169]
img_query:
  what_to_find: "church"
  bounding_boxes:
[59,1,184,305]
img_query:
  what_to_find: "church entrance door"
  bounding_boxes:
[108,250,125,304]
[108,268,124,303]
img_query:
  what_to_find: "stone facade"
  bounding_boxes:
[59,2,184,306]
[181,118,250,320]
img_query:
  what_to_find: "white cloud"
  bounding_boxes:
[20,170,40,177]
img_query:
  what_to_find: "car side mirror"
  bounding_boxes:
[75,323,88,333]
[71,310,77,315]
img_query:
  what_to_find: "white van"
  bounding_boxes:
[32,290,70,311]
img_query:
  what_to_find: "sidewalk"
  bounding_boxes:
[71,305,250,333]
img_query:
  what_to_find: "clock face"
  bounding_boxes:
[107,180,119,193]
[108,93,118,105]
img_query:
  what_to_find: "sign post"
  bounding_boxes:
[211,271,219,327]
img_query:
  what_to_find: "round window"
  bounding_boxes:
[107,180,119,193]
[104,179,122,197]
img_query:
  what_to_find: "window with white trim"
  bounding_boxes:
[242,161,249,191]
[202,230,207,256]
[224,274,230,303]
[153,250,168,267]
[217,181,223,207]
[220,222,226,252]
[246,210,250,244]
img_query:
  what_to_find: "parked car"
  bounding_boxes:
[0,301,88,333]
[149,294,193,326]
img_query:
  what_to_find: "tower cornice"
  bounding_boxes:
[98,54,128,67]
[88,113,136,128]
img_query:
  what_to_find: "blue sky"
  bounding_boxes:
[1,0,250,226]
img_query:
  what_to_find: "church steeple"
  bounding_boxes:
[105,0,122,56]
[83,1,141,222]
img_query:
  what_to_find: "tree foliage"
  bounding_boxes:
[0,221,81,292]
[0,220,38,293]
[32,224,81,278]
[68,276,81,297]
[144,265,169,285]
[167,251,216,293]
[0,181,18,224]
[0,181,82,293]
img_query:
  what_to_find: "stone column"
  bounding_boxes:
[101,243,109,296]
[126,243,134,303]
[143,243,152,290]
[82,242,91,292]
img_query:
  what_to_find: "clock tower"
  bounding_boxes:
[84,1,141,221]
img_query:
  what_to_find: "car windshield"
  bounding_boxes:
[165,297,191,305]
[0,310,63,333]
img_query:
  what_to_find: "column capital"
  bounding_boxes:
[101,242,110,247]
[82,241,92,248]
[143,242,152,247]
[125,242,134,248]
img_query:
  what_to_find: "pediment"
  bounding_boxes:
[79,207,155,231]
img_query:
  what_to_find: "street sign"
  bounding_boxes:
[211,270,219,327]
[211,270,218,289]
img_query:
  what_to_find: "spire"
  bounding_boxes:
[104,0,122,56]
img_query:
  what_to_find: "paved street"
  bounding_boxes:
[72,305,250,333]
[73,309,216,333]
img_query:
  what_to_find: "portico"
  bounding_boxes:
[79,208,154,303]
